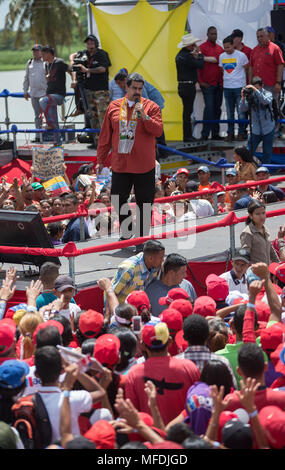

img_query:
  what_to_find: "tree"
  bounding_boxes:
[0,0,85,53]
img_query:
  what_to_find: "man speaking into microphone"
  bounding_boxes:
[96,72,163,251]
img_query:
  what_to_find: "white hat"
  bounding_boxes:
[178,33,201,48]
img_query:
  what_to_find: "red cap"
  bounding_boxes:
[175,329,188,353]
[79,310,104,338]
[159,287,189,306]
[176,168,189,176]
[218,411,238,442]
[149,441,183,449]
[84,420,116,449]
[270,343,285,375]
[269,262,285,282]
[260,323,285,352]
[142,322,169,349]
[171,299,193,318]
[254,301,271,322]
[205,274,229,301]
[0,319,16,354]
[93,334,120,367]
[159,308,183,333]
[125,290,150,314]
[128,412,167,441]
[33,320,64,345]
[258,406,285,449]
[193,296,216,317]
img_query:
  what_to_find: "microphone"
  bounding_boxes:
[134,97,141,118]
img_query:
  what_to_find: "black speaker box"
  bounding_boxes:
[271,9,285,41]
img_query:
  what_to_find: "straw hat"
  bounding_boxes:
[178,33,201,48]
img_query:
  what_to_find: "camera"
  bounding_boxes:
[242,86,255,102]
[72,54,88,80]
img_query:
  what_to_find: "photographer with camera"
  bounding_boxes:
[239,77,276,164]
[69,34,111,148]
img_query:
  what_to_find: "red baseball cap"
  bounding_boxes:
[142,322,169,349]
[206,274,229,302]
[93,334,120,367]
[269,262,285,282]
[84,420,116,449]
[175,329,188,352]
[254,301,271,322]
[159,287,189,306]
[270,343,285,375]
[258,406,285,449]
[260,323,285,352]
[171,299,193,318]
[177,168,189,177]
[193,296,216,317]
[79,310,104,338]
[159,308,183,333]
[128,412,167,441]
[218,411,239,442]
[125,291,150,314]
[0,319,17,354]
[32,320,64,345]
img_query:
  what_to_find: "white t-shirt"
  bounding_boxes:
[219,50,248,88]
[190,199,214,218]
[37,386,92,444]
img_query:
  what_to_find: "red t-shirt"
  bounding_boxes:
[250,41,284,86]
[124,355,200,425]
[240,43,252,61]
[198,40,224,86]
[224,387,285,411]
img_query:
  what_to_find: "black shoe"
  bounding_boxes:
[184,137,197,142]
[197,136,208,141]
[212,135,224,141]
[78,133,92,144]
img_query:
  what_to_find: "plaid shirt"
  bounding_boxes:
[111,252,161,304]
[176,345,237,389]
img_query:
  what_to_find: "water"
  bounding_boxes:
[0,69,83,136]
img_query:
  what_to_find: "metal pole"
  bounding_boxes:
[68,256,75,285]
[80,217,85,242]
[4,97,10,137]
[229,224,236,258]
[213,193,218,215]
[221,168,225,186]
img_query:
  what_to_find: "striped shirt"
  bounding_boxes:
[176,345,238,389]
[111,252,161,304]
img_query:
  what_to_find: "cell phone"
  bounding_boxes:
[133,316,141,334]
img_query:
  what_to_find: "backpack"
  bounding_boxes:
[11,392,52,449]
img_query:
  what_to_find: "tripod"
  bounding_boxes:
[77,78,97,147]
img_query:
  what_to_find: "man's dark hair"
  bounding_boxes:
[126,72,144,87]
[111,327,137,372]
[39,261,60,283]
[143,240,165,255]
[207,26,217,33]
[163,253,188,275]
[65,436,96,449]
[166,423,195,444]
[121,442,148,449]
[36,326,62,349]
[232,304,258,336]
[238,343,265,377]
[81,338,96,356]
[257,27,269,34]
[223,35,234,45]
[200,360,233,396]
[232,29,243,39]
[34,345,62,384]
[63,194,78,205]
[182,437,212,449]
[263,191,278,204]
[234,146,254,163]
[42,45,55,55]
[115,72,127,81]
[183,314,209,345]
[51,314,73,347]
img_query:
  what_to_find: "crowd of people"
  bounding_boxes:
[0,21,285,452]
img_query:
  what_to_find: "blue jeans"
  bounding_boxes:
[248,128,275,164]
[224,87,246,135]
[200,84,223,138]
[39,94,64,143]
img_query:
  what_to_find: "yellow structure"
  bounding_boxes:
[90,0,192,141]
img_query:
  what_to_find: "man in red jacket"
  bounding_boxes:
[96,73,163,249]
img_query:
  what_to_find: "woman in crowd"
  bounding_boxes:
[233,146,257,182]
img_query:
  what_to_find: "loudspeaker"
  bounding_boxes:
[271,10,285,41]
[0,210,61,268]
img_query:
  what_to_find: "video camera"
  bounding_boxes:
[72,53,88,81]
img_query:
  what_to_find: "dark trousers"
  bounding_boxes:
[178,83,196,140]
[200,84,223,138]
[111,168,155,238]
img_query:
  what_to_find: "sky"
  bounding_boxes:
[0,0,10,30]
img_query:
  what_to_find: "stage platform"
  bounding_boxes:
[1,200,285,295]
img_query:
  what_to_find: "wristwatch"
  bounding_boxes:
[145,115,150,120]
[63,390,70,398]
